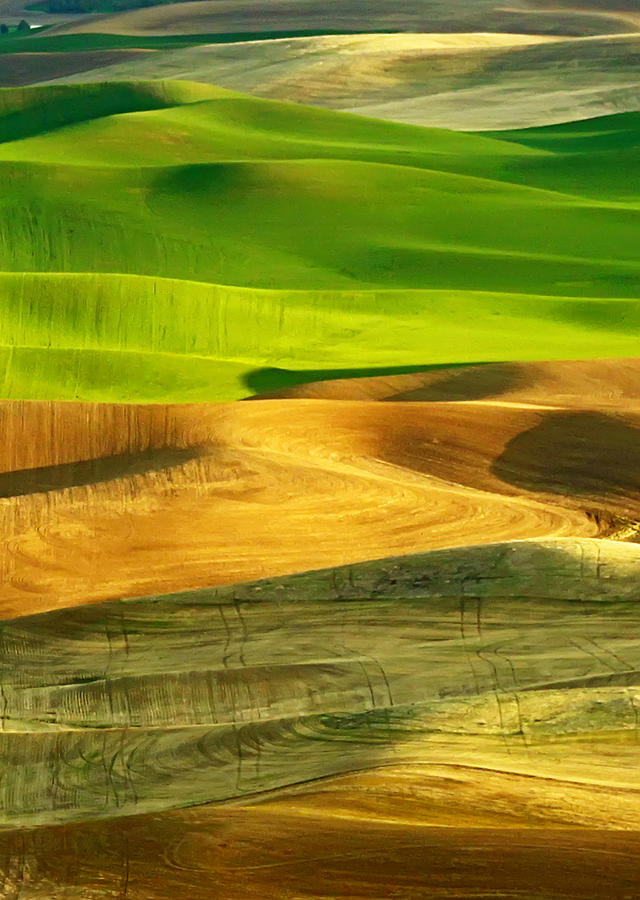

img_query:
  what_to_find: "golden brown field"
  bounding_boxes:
[2,358,640,619]
[0,357,639,898]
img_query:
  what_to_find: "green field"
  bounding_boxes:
[0,80,638,401]
[0,28,396,54]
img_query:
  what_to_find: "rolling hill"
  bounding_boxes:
[3,535,640,829]
[2,529,640,898]
[2,355,640,894]
[0,26,639,896]
[45,0,640,38]
[0,81,638,402]
[35,31,640,131]
[2,0,640,137]
[0,358,638,620]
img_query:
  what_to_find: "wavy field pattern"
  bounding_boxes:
[0,83,639,401]
[1,358,640,618]
[3,538,640,828]
[41,31,640,131]
[1,5,640,895]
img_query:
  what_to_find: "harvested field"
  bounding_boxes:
[261,356,640,406]
[0,48,151,84]
[0,358,640,618]
[41,30,640,130]
[51,0,638,37]
[3,536,640,828]
[2,810,640,899]
[0,16,639,894]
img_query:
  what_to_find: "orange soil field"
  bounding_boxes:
[2,358,640,618]
[2,791,640,899]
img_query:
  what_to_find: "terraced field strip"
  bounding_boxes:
[2,538,640,828]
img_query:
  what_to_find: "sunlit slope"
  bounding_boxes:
[3,84,640,202]
[0,83,639,400]
[3,358,640,617]
[261,357,640,405]
[3,538,640,827]
[42,31,640,132]
[483,110,640,198]
[3,275,640,401]
[0,84,540,167]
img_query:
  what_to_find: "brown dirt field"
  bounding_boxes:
[1,357,640,617]
[2,782,640,899]
[258,357,640,407]
[3,357,640,895]
[0,48,153,86]
[0,398,597,617]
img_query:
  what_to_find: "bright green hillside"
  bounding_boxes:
[0,81,638,401]
[2,273,640,401]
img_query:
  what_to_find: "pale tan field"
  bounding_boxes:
[3,535,640,822]
[51,0,638,37]
[0,0,632,128]
[38,29,640,129]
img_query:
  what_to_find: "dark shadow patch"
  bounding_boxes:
[0,50,149,88]
[149,162,245,199]
[242,362,499,397]
[492,411,640,501]
[386,362,531,403]
[0,446,201,499]
[0,82,172,145]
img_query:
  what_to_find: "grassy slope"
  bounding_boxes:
[0,81,638,401]
[0,28,392,53]
[3,275,640,401]
[3,537,640,826]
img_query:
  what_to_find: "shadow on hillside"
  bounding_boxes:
[0,446,201,498]
[492,410,640,501]
[388,361,530,402]
[243,363,500,398]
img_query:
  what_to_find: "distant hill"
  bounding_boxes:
[36,31,640,132]
[46,0,636,36]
